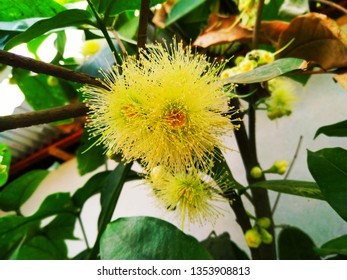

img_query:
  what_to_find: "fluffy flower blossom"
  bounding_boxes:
[82,41,235,172]
[149,166,229,227]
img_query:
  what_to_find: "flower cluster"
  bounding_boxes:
[244,217,273,248]
[82,41,236,225]
[237,0,270,27]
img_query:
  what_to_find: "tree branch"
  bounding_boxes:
[0,50,107,89]
[136,0,151,59]
[252,0,265,49]
[0,103,88,132]
[310,0,347,15]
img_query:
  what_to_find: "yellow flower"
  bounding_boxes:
[149,166,229,227]
[266,77,297,120]
[82,41,235,172]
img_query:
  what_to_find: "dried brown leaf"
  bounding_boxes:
[277,13,347,69]
[193,14,289,48]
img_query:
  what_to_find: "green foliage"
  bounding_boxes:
[278,227,321,260]
[12,69,70,111]
[100,216,213,260]
[250,180,324,200]
[0,143,11,188]
[76,130,106,176]
[223,58,306,84]
[4,9,93,50]
[0,170,49,212]
[165,0,207,26]
[315,235,347,257]
[314,119,347,139]
[201,232,249,260]
[307,148,347,221]
[0,0,65,21]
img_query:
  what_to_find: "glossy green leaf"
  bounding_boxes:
[0,192,77,258]
[92,0,166,17]
[27,34,50,59]
[201,232,249,260]
[262,0,285,21]
[42,213,78,241]
[4,9,92,50]
[15,235,68,260]
[76,130,106,176]
[250,180,324,200]
[72,171,111,208]
[88,162,133,259]
[278,227,320,259]
[0,0,65,21]
[166,0,206,26]
[314,120,347,139]
[98,162,133,232]
[100,216,213,260]
[307,148,347,221]
[0,143,11,188]
[0,169,49,212]
[0,215,39,259]
[222,58,307,84]
[315,235,347,257]
[12,69,70,111]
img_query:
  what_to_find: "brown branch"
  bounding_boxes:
[0,103,88,132]
[0,50,107,89]
[136,0,151,59]
[310,0,347,15]
[252,0,265,49]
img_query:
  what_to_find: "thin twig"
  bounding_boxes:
[109,28,128,59]
[310,0,347,14]
[0,103,88,132]
[0,50,106,89]
[271,136,303,214]
[137,0,151,59]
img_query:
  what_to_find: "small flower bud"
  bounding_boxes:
[260,228,273,244]
[0,164,6,174]
[256,217,271,229]
[245,228,262,248]
[250,166,263,179]
[274,160,287,175]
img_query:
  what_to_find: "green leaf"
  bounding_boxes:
[100,216,213,260]
[278,227,321,260]
[15,235,68,260]
[42,213,78,241]
[4,9,92,50]
[166,0,206,27]
[72,171,111,208]
[0,0,65,21]
[262,0,285,21]
[0,143,11,188]
[223,58,307,84]
[12,69,70,111]
[93,0,166,17]
[314,120,347,139]
[250,180,324,200]
[315,235,347,257]
[76,130,106,176]
[0,192,77,258]
[307,148,347,221]
[0,215,39,259]
[98,162,133,232]
[0,169,49,212]
[201,232,249,260]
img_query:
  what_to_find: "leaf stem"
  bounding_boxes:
[86,0,120,64]
[78,215,90,249]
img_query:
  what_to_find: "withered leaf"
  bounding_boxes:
[193,14,289,48]
[277,13,347,69]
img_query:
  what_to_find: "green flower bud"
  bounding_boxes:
[47,76,59,87]
[245,228,262,248]
[256,217,271,229]
[260,228,273,244]
[250,166,263,179]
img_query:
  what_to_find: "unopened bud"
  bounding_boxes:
[260,228,273,244]
[245,228,262,248]
[257,217,271,229]
[250,166,263,179]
